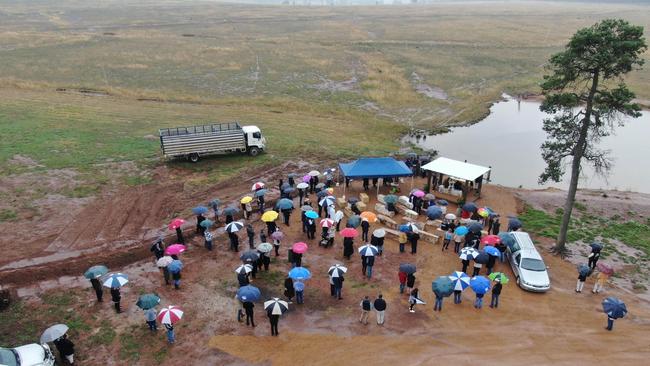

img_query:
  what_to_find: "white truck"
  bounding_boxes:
[159,122,266,162]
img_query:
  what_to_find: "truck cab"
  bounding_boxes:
[242,125,266,156]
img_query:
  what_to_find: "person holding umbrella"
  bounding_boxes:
[399,271,407,294]
[588,242,603,270]
[432,276,454,312]
[84,265,108,302]
[103,273,128,313]
[243,300,256,327]
[343,236,354,260]
[265,298,288,336]
[194,208,207,235]
[408,287,421,313]
[110,287,121,313]
[306,217,316,239]
[284,277,295,303]
[228,231,240,252]
[407,272,416,294]
[449,271,470,304]
[371,229,385,256]
[593,268,611,294]
[158,305,183,344]
[203,229,213,251]
[576,264,590,293]
[408,231,420,255]
[169,219,185,244]
[246,224,256,249]
[145,307,158,331]
[398,230,407,253]
[271,230,283,256]
[361,218,370,242]
[602,297,627,331]
[53,334,75,365]
[294,280,305,304]
[333,273,344,300]
[281,207,292,226]
[150,236,165,260]
[471,276,491,309]
[490,278,503,308]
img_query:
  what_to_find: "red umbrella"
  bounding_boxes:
[168,218,185,230]
[165,244,187,256]
[597,262,614,275]
[340,228,358,238]
[480,235,501,246]
[292,242,308,254]
[157,305,184,325]
[320,218,334,228]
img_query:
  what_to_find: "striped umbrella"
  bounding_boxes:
[225,221,244,233]
[252,182,265,191]
[264,298,289,315]
[157,306,184,325]
[448,271,471,291]
[328,264,348,278]
[102,273,129,288]
[234,264,253,275]
[319,196,335,207]
[459,247,479,261]
[320,218,335,228]
[358,244,379,257]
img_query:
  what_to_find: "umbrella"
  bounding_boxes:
[223,207,239,216]
[281,182,291,191]
[454,226,469,236]
[399,222,419,233]
[276,198,294,210]
[477,207,491,218]
[292,242,308,254]
[257,242,273,253]
[577,263,591,277]
[237,285,261,302]
[84,265,108,279]
[384,195,398,204]
[462,202,478,212]
[319,196,335,207]
[346,215,361,228]
[103,273,128,288]
[293,281,305,292]
[328,264,348,278]
[432,276,454,297]
[252,182,265,191]
[301,204,313,212]
[168,218,185,230]
[156,256,173,268]
[271,230,284,240]
[254,189,268,197]
[165,244,186,256]
[459,247,480,261]
[40,324,69,343]
[348,197,359,204]
[481,235,501,246]
[424,193,436,201]
[468,222,483,234]
[597,262,614,275]
[136,293,161,310]
[302,174,311,183]
[498,232,516,249]
[235,264,253,275]
[192,206,209,215]
[315,183,326,190]
[488,272,510,284]
[261,210,279,222]
[305,210,318,219]
[200,219,214,229]
[168,259,183,273]
[264,298,289,315]
[448,271,471,291]
[426,206,443,220]
[474,252,490,264]
[240,250,260,262]
[360,211,377,223]
[209,198,221,208]
[157,305,184,325]
[411,189,425,198]
[602,297,627,319]
[296,182,309,189]
[288,173,299,178]
[320,218,334,228]
[283,187,296,194]
[483,246,500,257]
[308,170,320,177]
[225,221,244,233]
[358,244,379,256]
[470,276,491,295]
[444,213,456,220]
[508,218,522,231]
[373,228,386,238]
[437,199,449,206]
[240,196,253,204]
[399,263,416,274]
[288,267,311,280]
[340,228,359,238]
[590,242,604,252]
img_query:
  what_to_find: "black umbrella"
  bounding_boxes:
[281,182,291,191]
[590,242,603,252]
[223,207,240,216]
[348,197,359,204]
[317,190,330,198]
[283,187,296,194]
[399,263,416,274]
[508,218,522,231]
[240,250,260,263]
[474,252,490,264]
[469,222,483,234]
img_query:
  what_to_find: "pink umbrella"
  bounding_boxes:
[302,174,311,183]
[165,244,187,256]
[480,235,501,246]
[320,218,334,228]
[292,242,308,254]
[412,190,425,198]
[340,228,358,238]
[251,182,265,191]
[157,305,184,325]
[168,218,185,230]
[597,262,614,275]
[270,231,284,241]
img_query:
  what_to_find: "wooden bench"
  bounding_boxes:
[377,214,398,229]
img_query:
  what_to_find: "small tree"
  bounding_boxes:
[539,19,646,255]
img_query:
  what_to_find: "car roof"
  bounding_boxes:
[511,231,536,250]
[519,248,543,260]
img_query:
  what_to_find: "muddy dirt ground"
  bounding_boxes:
[2,167,650,365]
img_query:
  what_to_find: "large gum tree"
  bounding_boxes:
[539,19,647,255]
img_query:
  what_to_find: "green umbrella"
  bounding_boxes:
[136,293,161,310]
[84,265,108,280]
[200,219,214,229]
[488,272,510,285]
[431,276,454,297]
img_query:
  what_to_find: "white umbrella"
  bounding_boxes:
[308,170,320,177]
[264,298,289,315]
[102,273,129,288]
[358,244,379,256]
[328,264,348,278]
[372,229,386,238]
[157,305,184,325]
[225,221,244,233]
[235,264,253,275]
[156,256,173,268]
[40,324,68,343]
[296,182,309,189]
[320,218,334,228]
[445,213,457,220]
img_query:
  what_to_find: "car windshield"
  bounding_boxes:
[521,258,546,271]
[0,348,18,366]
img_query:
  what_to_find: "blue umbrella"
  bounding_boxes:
[305,210,318,219]
[293,281,305,292]
[399,263,417,274]
[347,215,361,228]
[469,222,483,234]
[498,232,515,249]
[577,263,591,277]
[448,271,471,291]
[432,276,454,297]
[192,206,209,215]
[483,246,500,257]
[168,260,183,274]
[281,182,291,191]
[254,189,268,197]
[459,247,479,261]
[288,267,311,280]
[358,244,379,256]
[209,199,221,208]
[454,226,469,236]
[508,218,522,231]
[602,297,627,319]
[84,265,108,279]
[462,202,478,212]
[102,273,129,288]
[436,199,449,206]
[590,242,604,252]
[200,219,214,229]
[319,196,335,207]
[283,187,296,194]
[276,198,294,210]
[237,285,261,302]
[223,207,239,216]
[426,206,443,220]
[470,276,491,295]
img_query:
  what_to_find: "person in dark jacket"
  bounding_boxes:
[359,296,371,325]
[237,273,249,288]
[453,289,462,304]
[278,179,284,194]
[284,277,295,302]
[246,224,256,249]
[268,312,280,336]
[53,334,75,364]
[110,287,121,313]
[333,275,344,300]
[486,254,496,275]
[307,219,316,239]
[293,251,302,268]
[413,197,423,215]
[409,288,420,312]
[490,279,502,308]
[175,227,184,244]
[298,188,305,207]
[90,278,103,302]
[370,234,384,256]
[461,258,470,274]
[606,315,616,331]
[497,242,507,263]
[406,273,416,293]
[243,301,255,327]
[362,177,369,191]
[373,294,387,325]
[361,255,368,276]
[196,213,206,234]
[588,246,602,270]
[266,221,277,235]
[171,269,182,290]
[229,232,240,252]
[343,237,354,260]
[225,214,234,224]
[161,264,171,285]
[351,202,361,216]
[365,255,375,279]
[258,194,265,214]
[165,323,175,344]
[576,271,588,293]
[361,219,370,242]
[150,237,164,260]
[491,217,501,235]
[282,208,291,226]
[408,232,420,254]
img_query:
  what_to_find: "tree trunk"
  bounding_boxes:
[554,71,600,255]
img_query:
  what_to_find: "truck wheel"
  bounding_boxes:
[188,153,200,163]
[248,147,260,157]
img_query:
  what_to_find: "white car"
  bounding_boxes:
[506,231,551,292]
[0,344,55,366]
